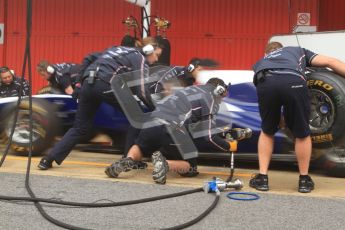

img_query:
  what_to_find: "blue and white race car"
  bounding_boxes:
[0,68,344,177]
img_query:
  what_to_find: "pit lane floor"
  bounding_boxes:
[0,148,344,229]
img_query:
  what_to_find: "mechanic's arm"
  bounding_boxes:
[203,115,232,152]
[59,75,73,95]
[130,54,155,111]
[197,99,232,152]
[311,55,345,77]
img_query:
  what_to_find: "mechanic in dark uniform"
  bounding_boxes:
[38,37,163,170]
[121,64,187,155]
[122,58,217,159]
[0,66,30,97]
[105,78,236,184]
[150,58,217,96]
[36,60,81,95]
[178,58,208,87]
[250,42,345,193]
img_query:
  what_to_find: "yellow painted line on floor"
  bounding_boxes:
[62,160,109,167]
[6,156,108,166]
[199,171,252,177]
[5,155,253,178]
[7,156,40,162]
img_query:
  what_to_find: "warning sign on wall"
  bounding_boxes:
[297,13,311,26]
[0,24,4,44]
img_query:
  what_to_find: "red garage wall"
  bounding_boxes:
[3,0,141,93]
[319,0,345,31]
[1,0,343,93]
[151,0,318,69]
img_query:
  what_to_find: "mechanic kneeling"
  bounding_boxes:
[105,78,235,184]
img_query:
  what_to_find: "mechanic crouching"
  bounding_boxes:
[123,58,217,156]
[105,78,236,184]
[38,37,163,170]
[36,60,81,95]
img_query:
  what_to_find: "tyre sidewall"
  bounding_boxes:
[307,71,345,147]
[1,98,58,155]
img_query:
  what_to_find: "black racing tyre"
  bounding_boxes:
[0,98,59,156]
[307,70,345,177]
[307,70,345,147]
[37,86,64,94]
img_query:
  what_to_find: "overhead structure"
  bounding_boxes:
[125,0,150,7]
[125,0,151,38]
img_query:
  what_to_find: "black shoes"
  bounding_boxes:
[124,160,148,172]
[249,173,269,191]
[37,156,53,170]
[105,157,135,178]
[298,175,315,193]
[105,153,169,184]
[152,151,169,184]
[249,173,315,193]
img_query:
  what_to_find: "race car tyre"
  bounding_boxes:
[37,86,64,94]
[312,145,345,178]
[0,98,59,156]
[307,70,345,177]
[307,70,345,147]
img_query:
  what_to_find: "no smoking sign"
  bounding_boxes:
[297,13,311,26]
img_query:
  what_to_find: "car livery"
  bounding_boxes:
[0,69,344,177]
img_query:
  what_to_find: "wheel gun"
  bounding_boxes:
[203,177,243,194]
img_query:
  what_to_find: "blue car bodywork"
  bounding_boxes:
[0,69,344,177]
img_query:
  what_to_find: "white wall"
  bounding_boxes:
[197,70,254,85]
[270,31,345,62]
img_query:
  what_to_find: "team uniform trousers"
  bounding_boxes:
[49,79,120,164]
[256,73,311,138]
